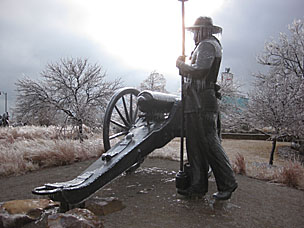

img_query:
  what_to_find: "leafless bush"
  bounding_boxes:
[233,153,246,175]
[278,160,304,188]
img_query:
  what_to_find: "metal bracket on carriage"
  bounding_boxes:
[101,132,134,162]
[32,171,94,195]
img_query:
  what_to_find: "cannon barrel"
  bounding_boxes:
[137,90,179,113]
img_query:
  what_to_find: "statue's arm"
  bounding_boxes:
[176,42,215,79]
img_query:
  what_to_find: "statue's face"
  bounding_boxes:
[192,29,200,44]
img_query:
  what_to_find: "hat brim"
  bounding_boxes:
[186,25,222,34]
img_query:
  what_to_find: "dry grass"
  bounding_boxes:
[225,140,304,189]
[0,125,59,141]
[222,139,289,166]
[0,125,95,141]
[1,127,303,190]
[0,126,103,176]
[245,162,279,181]
[224,140,304,189]
[151,138,304,190]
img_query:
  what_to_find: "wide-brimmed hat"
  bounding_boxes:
[186,16,222,34]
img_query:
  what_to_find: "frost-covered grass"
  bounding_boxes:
[1,127,303,189]
[0,126,103,176]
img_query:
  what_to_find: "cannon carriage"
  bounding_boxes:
[33,87,185,210]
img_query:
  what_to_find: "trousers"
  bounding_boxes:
[185,111,237,192]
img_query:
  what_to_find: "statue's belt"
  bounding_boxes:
[184,80,217,90]
[184,82,221,111]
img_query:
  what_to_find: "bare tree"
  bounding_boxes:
[256,19,304,138]
[248,19,304,164]
[15,58,122,140]
[247,71,300,164]
[139,70,167,93]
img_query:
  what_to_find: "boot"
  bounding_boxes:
[212,184,238,200]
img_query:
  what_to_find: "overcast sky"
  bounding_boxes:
[0,0,303,114]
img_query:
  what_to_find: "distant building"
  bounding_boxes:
[220,68,248,113]
[222,95,248,113]
[221,68,233,85]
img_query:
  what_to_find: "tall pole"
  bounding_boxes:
[175,0,190,191]
[179,0,188,172]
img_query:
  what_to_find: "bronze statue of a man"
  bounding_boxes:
[176,16,237,200]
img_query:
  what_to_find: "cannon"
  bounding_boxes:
[32,87,188,210]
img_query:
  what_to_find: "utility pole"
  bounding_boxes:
[0,91,7,113]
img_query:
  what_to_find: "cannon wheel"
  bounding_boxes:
[103,88,140,151]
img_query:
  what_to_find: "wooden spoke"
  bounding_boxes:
[122,96,130,123]
[129,93,133,123]
[114,105,129,127]
[109,131,128,140]
[110,119,128,130]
